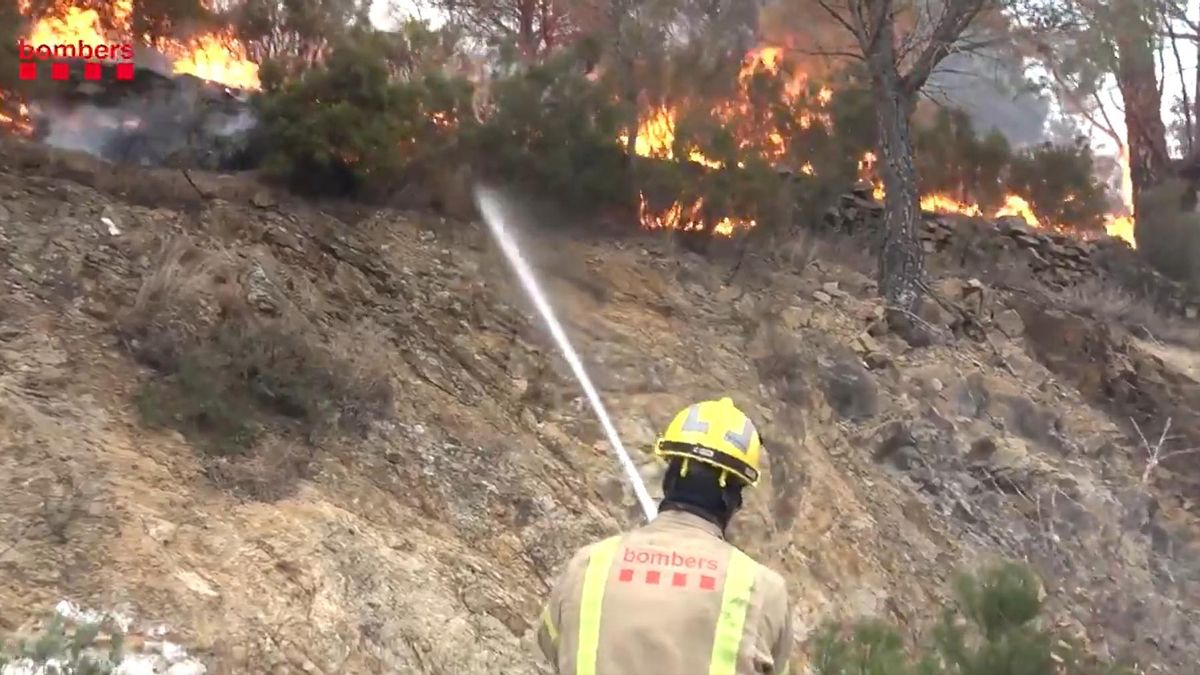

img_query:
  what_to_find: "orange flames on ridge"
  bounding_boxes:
[628,45,1138,249]
[1,0,260,136]
[862,148,1137,248]
[624,46,836,237]
[15,0,260,88]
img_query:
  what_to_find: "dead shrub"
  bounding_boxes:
[772,226,876,278]
[1052,278,1200,348]
[120,236,395,484]
[810,230,877,278]
[202,437,316,502]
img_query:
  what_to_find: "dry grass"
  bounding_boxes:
[1052,278,1200,348]
[773,226,877,279]
[117,235,395,500]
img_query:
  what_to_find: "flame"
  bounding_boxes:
[994,194,1041,228]
[1104,145,1137,248]
[915,191,1052,230]
[16,0,260,90]
[636,193,756,238]
[619,107,723,169]
[616,45,1138,246]
[28,6,110,50]
[1104,215,1135,247]
[0,93,34,136]
[164,31,261,90]
[860,147,1138,248]
[622,46,836,235]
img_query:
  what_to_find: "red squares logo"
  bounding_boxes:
[619,557,720,588]
[115,62,134,80]
[51,62,69,81]
[84,62,102,80]
[19,62,37,81]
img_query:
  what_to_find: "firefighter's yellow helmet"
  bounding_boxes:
[655,397,763,488]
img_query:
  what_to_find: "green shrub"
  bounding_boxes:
[1134,177,1200,290]
[812,561,1133,675]
[472,49,631,209]
[252,28,475,198]
[1007,139,1109,232]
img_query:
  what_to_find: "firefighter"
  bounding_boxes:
[536,397,792,675]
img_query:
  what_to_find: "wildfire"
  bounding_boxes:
[165,30,261,90]
[632,44,1141,249]
[860,150,1139,248]
[0,93,34,136]
[1103,146,1137,248]
[15,0,260,90]
[636,193,755,237]
[623,46,836,236]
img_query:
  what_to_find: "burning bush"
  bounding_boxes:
[1007,139,1109,233]
[914,107,1012,210]
[911,108,1110,232]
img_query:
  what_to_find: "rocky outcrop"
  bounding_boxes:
[823,184,1200,320]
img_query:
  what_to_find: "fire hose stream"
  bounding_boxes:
[475,186,659,522]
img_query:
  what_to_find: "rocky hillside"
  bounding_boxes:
[1,137,1199,674]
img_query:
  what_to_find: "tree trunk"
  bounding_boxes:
[1113,1,1171,210]
[1190,19,1200,154]
[518,0,537,58]
[1194,28,1200,154]
[868,21,925,314]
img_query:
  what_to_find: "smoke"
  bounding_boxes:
[927,50,1052,148]
[26,49,257,170]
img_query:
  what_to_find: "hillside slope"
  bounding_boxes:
[1,140,1198,673]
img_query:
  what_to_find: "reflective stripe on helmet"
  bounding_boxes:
[576,535,622,675]
[708,549,758,675]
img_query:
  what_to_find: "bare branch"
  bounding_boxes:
[1041,57,1123,146]
[789,46,866,61]
[901,0,991,96]
[1132,417,1200,485]
[814,0,864,42]
[1167,21,1194,154]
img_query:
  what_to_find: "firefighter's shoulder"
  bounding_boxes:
[740,548,789,598]
[569,534,624,568]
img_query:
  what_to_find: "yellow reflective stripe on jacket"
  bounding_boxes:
[540,605,559,645]
[576,535,622,675]
[708,549,758,675]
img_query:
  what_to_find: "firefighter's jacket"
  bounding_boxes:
[536,508,793,675]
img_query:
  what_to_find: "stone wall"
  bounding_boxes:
[822,184,1200,320]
